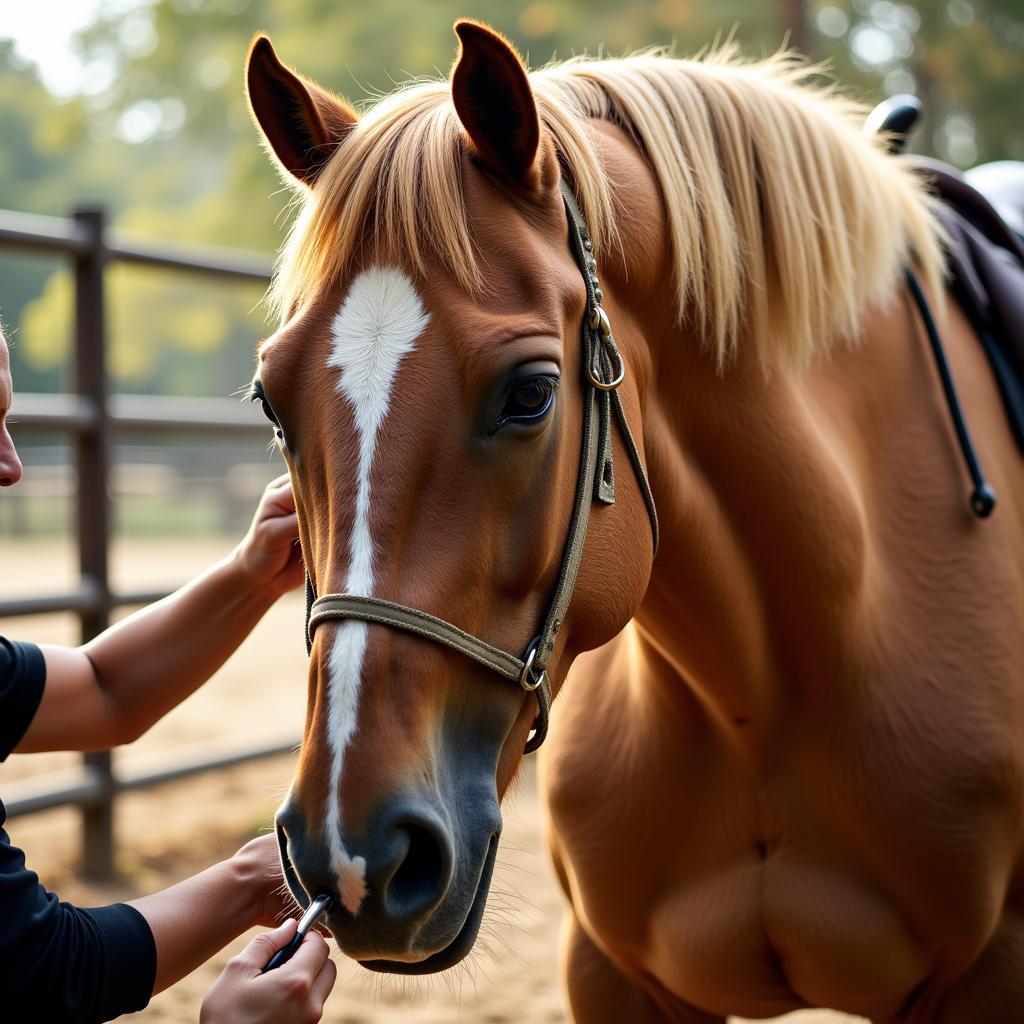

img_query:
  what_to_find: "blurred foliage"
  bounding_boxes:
[1,0,1022,398]
[21,265,266,394]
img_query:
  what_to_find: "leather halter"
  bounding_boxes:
[303,180,659,754]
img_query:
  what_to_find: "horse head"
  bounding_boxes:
[245,21,656,972]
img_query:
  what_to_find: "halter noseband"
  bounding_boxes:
[304,180,659,754]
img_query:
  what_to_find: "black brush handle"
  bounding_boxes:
[261,931,304,973]
[261,894,333,973]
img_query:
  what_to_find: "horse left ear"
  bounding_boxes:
[246,35,358,187]
[451,20,554,194]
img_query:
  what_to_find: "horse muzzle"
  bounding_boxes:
[275,792,501,971]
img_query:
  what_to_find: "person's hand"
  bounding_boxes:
[235,474,304,596]
[200,921,337,1024]
[231,833,303,930]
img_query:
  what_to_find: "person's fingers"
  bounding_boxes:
[262,486,296,518]
[258,513,298,543]
[229,919,298,977]
[285,929,331,978]
[252,475,292,512]
[267,479,294,501]
[264,479,296,512]
[261,508,297,529]
[308,955,338,1010]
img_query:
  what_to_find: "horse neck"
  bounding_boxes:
[597,124,870,747]
[634,334,869,738]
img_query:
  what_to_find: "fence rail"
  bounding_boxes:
[10,391,282,435]
[1,205,298,878]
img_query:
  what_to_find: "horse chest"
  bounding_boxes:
[543,648,1024,1017]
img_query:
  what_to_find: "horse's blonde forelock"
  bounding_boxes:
[271,46,944,368]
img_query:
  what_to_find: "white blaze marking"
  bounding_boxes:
[323,267,429,915]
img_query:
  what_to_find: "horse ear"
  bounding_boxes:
[246,35,358,187]
[451,20,552,193]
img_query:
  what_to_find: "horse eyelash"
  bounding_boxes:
[250,380,282,429]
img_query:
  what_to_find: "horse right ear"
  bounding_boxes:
[451,20,552,194]
[246,35,358,187]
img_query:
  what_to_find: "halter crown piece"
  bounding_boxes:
[303,180,659,754]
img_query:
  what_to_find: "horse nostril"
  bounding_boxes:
[383,819,449,920]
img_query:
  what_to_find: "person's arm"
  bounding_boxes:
[14,474,302,754]
[1,825,157,1023]
[127,833,294,993]
[1,828,314,1022]
[128,833,339,1021]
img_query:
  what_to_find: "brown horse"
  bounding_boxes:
[244,21,1024,1022]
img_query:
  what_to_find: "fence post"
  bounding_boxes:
[73,206,116,881]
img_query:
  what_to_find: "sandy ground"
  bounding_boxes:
[2,538,862,1024]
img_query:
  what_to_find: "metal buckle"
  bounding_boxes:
[588,304,611,334]
[518,640,546,692]
[586,306,625,391]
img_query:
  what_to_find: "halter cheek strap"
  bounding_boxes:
[304,180,659,755]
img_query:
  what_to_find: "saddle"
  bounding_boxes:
[903,155,1024,453]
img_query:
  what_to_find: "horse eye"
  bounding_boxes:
[260,399,279,427]
[250,383,280,428]
[497,374,558,429]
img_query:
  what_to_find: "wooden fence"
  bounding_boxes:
[0,206,299,879]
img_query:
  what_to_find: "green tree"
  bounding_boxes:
[809,0,1024,164]
[3,0,1022,400]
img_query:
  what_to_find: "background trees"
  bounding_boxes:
[2,0,1022,398]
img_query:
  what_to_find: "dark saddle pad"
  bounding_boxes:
[903,156,1024,454]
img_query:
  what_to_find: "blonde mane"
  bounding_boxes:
[271,46,945,367]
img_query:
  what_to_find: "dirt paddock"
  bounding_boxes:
[3,538,860,1023]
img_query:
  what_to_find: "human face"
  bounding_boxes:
[0,333,24,487]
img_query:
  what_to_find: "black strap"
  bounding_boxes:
[906,268,996,517]
[304,569,316,656]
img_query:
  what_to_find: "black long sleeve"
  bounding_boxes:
[1,637,157,1022]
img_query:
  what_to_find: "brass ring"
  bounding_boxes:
[518,641,544,692]
[588,305,612,334]
[588,362,625,390]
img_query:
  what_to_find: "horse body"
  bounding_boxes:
[244,22,1024,1021]
[545,122,1024,1019]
